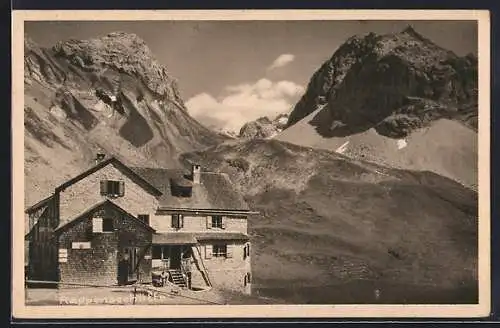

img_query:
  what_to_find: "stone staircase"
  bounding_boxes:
[168,269,187,288]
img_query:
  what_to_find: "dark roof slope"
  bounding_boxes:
[130,167,250,211]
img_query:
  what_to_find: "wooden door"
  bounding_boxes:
[121,247,140,282]
[170,246,182,269]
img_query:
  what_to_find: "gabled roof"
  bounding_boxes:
[130,167,250,212]
[54,157,163,196]
[54,199,156,234]
[25,194,54,214]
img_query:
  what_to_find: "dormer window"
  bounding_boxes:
[178,187,192,198]
[170,176,193,198]
[100,180,124,198]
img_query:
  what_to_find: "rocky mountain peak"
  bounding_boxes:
[286,26,477,136]
[239,113,290,140]
[24,34,39,50]
[401,25,420,36]
[49,31,178,100]
[24,32,225,205]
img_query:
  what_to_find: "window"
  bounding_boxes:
[152,246,170,260]
[244,272,252,286]
[211,216,223,228]
[171,214,184,229]
[138,214,150,226]
[243,243,251,259]
[207,215,225,229]
[102,218,114,232]
[178,186,192,198]
[152,246,163,260]
[100,180,125,198]
[247,273,252,285]
[213,244,227,257]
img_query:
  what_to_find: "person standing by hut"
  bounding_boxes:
[118,252,130,286]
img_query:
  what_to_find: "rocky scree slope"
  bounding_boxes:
[180,138,478,303]
[238,113,289,139]
[24,32,224,205]
[278,26,478,189]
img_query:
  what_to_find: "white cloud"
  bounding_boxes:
[267,54,295,70]
[185,78,304,133]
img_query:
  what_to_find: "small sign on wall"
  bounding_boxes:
[72,242,91,249]
[144,255,152,260]
[58,248,68,263]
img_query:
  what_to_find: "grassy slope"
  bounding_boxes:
[181,139,478,304]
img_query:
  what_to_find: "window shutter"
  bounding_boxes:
[205,245,212,259]
[247,272,251,283]
[206,217,211,229]
[243,245,247,260]
[221,217,226,230]
[100,180,107,195]
[247,243,251,257]
[171,215,175,228]
[226,244,233,258]
[118,181,125,196]
[92,218,103,233]
[180,214,184,228]
[171,214,180,229]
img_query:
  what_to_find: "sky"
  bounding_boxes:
[25,20,478,132]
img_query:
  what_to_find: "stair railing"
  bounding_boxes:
[180,259,190,288]
[191,246,212,287]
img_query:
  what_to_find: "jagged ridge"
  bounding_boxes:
[286,26,478,138]
[239,113,289,140]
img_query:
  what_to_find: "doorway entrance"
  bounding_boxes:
[118,247,140,284]
[169,246,182,269]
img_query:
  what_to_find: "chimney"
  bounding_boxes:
[95,153,106,165]
[192,164,201,184]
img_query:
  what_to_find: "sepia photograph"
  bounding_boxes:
[12,10,490,319]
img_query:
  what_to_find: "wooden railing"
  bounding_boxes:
[181,258,190,273]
